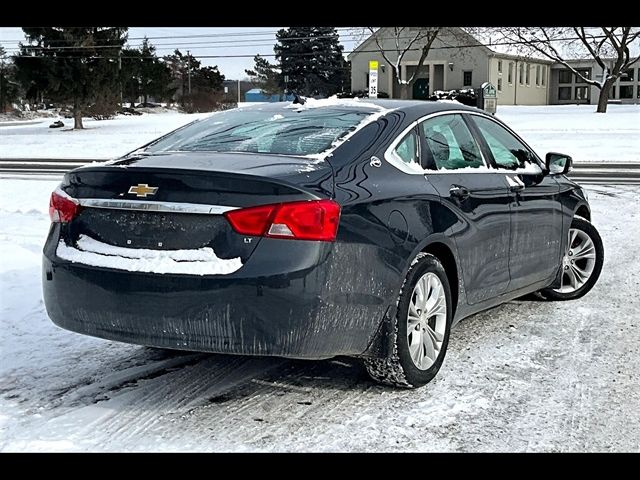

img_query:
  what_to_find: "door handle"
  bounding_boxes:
[449,185,470,199]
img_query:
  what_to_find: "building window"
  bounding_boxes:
[497,60,502,73]
[508,62,514,84]
[575,68,591,83]
[621,68,635,82]
[575,86,589,100]
[536,65,541,86]
[463,71,472,86]
[497,78,502,91]
[558,69,572,84]
[558,87,571,100]
[620,85,634,99]
[525,63,530,85]
[542,66,546,86]
[638,85,640,99]
[609,86,617,99]
[519,63,525,85]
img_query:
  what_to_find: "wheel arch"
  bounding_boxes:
[574,203,591,222]
[420,241,459,319]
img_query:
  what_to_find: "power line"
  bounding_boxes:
[0,27,357,45]
[6,35,611,60]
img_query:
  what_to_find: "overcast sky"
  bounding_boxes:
[0,27,361,80]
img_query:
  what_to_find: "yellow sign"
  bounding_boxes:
[369,60,379,70]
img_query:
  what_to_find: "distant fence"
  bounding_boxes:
[0,158,639,184]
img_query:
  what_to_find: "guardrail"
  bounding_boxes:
[0,158,639,184]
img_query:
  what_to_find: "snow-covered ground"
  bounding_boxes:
[1,178,639,452]
[0,104,638,163]
[497,104,640,163]
[0,112,212,160]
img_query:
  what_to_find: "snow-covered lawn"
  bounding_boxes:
[1,178,639,452]
[0,104,638,163]
[497,104,640,163]
[0,112,211,160]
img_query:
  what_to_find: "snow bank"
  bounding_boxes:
[56,234,242,276]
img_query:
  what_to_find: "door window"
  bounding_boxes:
[471,116,537,170]
[420,114,484,170]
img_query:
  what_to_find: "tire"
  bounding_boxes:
[541,216,604,301]
[364,253,453,388]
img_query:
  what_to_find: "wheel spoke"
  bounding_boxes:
[420,276,431,311]
[423,329,436,362]
[566,267,579,290]
[569,229,578,249]
[426,325,444,343]
[573,239,595,260]
[571,264,591,288]
[408,331,422,364]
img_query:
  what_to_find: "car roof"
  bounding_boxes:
[238,98,485,116]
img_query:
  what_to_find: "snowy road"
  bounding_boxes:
[1,179,639,452]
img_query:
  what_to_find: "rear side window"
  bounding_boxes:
[471,116,536,169]
[391,130,420,166]
[420,114,484,170]
[145,108,373,157]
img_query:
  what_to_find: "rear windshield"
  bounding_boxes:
[145,107,374,156]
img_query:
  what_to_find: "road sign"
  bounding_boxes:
[369,60,379,98]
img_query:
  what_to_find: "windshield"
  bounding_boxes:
[145,107,375,157]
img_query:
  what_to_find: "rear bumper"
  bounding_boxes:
[42,227,395,359]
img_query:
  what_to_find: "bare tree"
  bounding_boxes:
[487,27,640,113]
[365,27,440,99]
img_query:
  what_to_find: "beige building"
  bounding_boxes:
[348,27,553,105]
[550,60,639,105]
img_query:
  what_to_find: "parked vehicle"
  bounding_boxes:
[43,100,603,388]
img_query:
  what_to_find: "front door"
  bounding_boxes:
[419,114,512,305]
[468,114,562,291]
[413,78,430,100]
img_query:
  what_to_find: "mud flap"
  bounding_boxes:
[358,304,396,359]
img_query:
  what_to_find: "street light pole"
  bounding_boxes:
[237,78,240,104]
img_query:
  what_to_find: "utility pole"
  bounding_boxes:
[118,45,123,107]
[237,78,240,103]
[187,50,192,95]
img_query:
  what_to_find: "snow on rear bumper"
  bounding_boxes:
[56,234,243,276]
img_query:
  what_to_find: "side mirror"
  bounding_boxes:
[545,152,573,175]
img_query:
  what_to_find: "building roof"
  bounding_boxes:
[349,27,554,64]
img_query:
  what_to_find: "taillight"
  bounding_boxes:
[49,189,81,223]
[224,199,341,242]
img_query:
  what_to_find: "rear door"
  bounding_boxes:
[419,113,512,305]
[468,114,562,291]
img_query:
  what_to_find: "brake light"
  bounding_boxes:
[49,189,81,223]
[224,199,341,242]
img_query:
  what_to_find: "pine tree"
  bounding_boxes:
[14,27,128,128]
[245,55,281,96]
[275,27,348,97]
[192,65,224,93]
[121,38,174,106]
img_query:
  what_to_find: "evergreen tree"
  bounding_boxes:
[245,55,281,96]
[164,50,224,103]
[275,27,348,97]
[121,38,174,106]
[192,65,224,93]
[0,47,19,112]
[14,27,128,128]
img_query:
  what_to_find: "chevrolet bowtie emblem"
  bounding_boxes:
[128,184,158,198]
